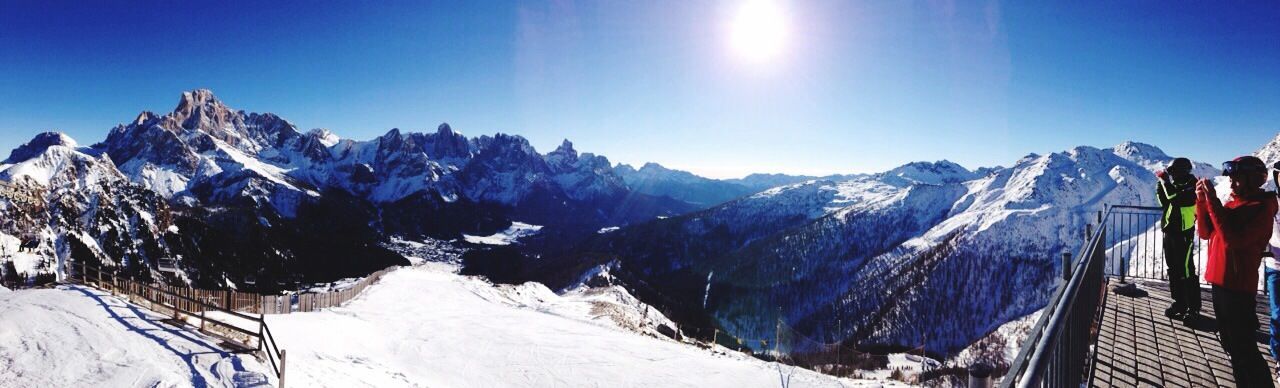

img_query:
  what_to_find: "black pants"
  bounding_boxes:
[1213,286,1274,388]
[1164,229,1201,312]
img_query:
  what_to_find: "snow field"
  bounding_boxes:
[266,263,899,387]
[462,222,543,246]
[0,285,271,387]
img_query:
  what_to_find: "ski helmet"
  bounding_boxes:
[1223,156,1266,178]
[1166,158,1192,174]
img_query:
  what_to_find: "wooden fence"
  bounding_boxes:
[77,261,288,387]
[146,283,267,314]
[67,262,401,387]
[76,264,400,315]
[261,266,397,314]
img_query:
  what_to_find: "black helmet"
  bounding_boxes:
[1167,158,1192,174]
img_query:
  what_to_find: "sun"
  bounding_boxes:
[729,0,789,64]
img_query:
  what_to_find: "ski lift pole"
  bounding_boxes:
[921,332,926,374]
[775,307,782,359]
[837,317,842,367]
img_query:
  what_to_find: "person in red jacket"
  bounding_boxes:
[1197,155,1277,388]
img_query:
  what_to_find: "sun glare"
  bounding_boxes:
[729,0,789,64]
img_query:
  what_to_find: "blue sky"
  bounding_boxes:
[1,1,1277,178]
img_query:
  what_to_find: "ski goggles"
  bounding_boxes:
[1222,160,1267,177]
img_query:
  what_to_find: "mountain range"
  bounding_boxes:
[0,90,694,290]
[514,139,1226,357]
[2,88,1269,362]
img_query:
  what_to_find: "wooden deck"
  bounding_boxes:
[1090,278,1276,387]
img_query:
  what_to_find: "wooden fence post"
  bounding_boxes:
[257,314,264,352]
[279,349,287,388]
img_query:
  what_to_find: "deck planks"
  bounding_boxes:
[1090,279,1276,388]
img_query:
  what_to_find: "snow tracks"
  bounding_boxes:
[0,285,272,387]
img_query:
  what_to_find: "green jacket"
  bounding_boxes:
[1157,175,1197,232]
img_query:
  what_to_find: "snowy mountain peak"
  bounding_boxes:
[1111,141,1169,161]
[307,128,341,147]
[436,122,456,136]
[554,139,576,156]
[171,89,234,129]
[133,111,158,126]
[1254,132,1280,167]
[5,132,79,164]
[175,89,221,112]
[639,162,667,172]
[1106,140,1218,177]
[880,160,976,186]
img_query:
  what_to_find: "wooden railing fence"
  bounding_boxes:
[66,261,400,387]
[261,266,397,314]
[76,261,289,387]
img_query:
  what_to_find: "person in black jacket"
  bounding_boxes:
[1157,157,1200,320]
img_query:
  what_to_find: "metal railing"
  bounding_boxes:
[1102,205,1206,284]
[1000,203,1215,387]
[1000,209,1110,388]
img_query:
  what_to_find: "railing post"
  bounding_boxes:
[1085,223,1093,242]
[1062,252,1072,280]
[258,319,264,351]
[968,362,993,388]
[1119,211,1130,285]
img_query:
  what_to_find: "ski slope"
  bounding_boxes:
[267,263,895,387]
[0,285,271,387]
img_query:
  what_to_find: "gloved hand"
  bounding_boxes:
[1156,169,1167,180]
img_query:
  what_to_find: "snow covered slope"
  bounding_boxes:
[561,142,1226,359]
[1256,133,1280,178]
[725,173,861,192]
[0,285,270,387]
[267,263,896,388]
[614,162,758,207]
[463,221,543,245]
[0,128,407,290]
[613,162,871,209]
[876,160,978,186]
[0,132,174,282]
